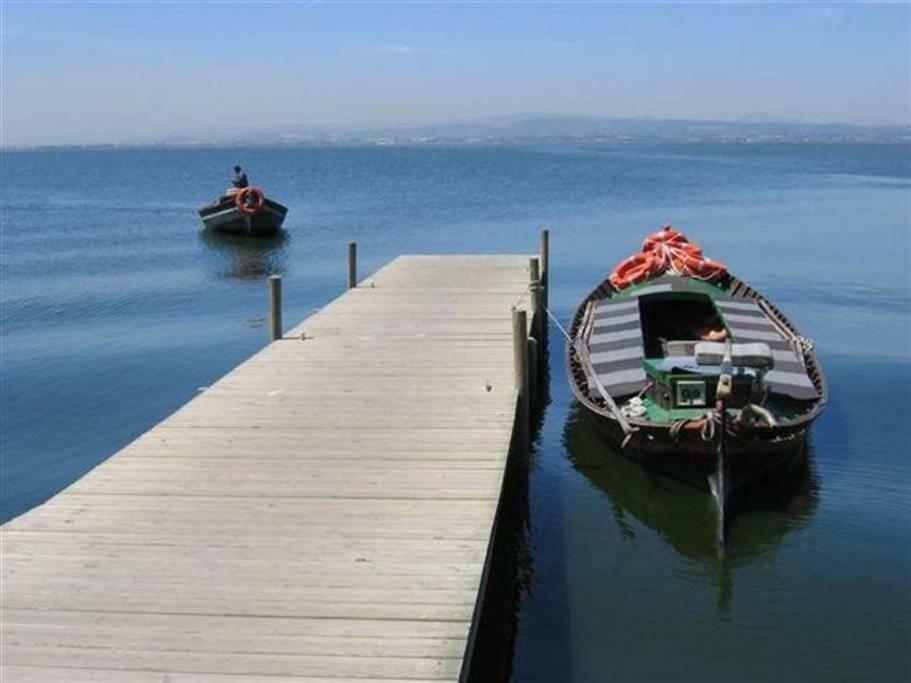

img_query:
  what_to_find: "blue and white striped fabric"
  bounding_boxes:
[587,299,649,397]
[715,299,818,400]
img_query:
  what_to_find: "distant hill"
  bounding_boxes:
[8,114,910,150]
[357,114,910,144]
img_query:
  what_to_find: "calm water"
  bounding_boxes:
[2,143,909,680]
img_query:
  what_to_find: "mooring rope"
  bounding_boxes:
[544,307,573,343]
[511,283,532,310]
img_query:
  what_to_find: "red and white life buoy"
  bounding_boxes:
[609,252,659,289]
[235,186,266,215]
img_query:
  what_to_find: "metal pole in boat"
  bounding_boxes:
[715,398,728,553]
[269,275,283,342]
[711,342,733,553]
[348,242,357,289]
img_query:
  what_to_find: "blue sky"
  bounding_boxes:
[1,1,908,145]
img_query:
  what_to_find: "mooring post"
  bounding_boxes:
[540,228,549,309]
[269,275,282,342]
[512,308,529,448]
[348,242,357,289]
[529,257,542,342]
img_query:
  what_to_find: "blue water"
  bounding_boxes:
[2,143,909,680]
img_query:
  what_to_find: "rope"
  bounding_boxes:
[544,307,573,343]
[700,412,717,442]
[511,283,532,310]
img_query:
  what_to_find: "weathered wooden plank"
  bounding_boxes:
[1,668,443,683]
[0,254,532,682]
[2,647,463,679]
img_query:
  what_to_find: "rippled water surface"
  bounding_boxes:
[2,143,909,680]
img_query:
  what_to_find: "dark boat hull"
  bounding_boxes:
[198,197,287,235]
[584,406,808,493]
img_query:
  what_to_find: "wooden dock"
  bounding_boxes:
[1,252,544,682]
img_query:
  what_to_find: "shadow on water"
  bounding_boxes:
[563,403,820,615]
[198,228,289,280]
[463,331,550,682]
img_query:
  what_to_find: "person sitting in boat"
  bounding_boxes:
[702,327,728,342]
[693,313,728,342]
[231,165,249,190]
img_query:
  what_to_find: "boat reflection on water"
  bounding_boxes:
[199,228,289,280]
[563,402,819,613]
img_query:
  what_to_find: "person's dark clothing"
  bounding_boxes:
[232,171,249,189]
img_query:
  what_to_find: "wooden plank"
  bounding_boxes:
[1,254,532,682]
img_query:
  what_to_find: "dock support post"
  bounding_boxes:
[348,242,357,289]
[540,228,549,309]
[529,257,543,344]
[269,275,282,342]
[512,308,529,449]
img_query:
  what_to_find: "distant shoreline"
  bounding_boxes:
[5,137,911,153]
[4,114,908,151]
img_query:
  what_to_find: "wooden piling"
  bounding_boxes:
[269,275,282,341]
[348,242,357,289]
[539,228,549,308]
[529,257,542,342]
[512,307,529,446]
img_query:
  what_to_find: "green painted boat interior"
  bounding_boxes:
[617,276,730,301]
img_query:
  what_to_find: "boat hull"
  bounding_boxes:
[198,198,287,235]
[583,407,809,492]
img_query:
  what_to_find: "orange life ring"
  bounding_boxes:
[235,186,265,215]
[680,242,703,257]
[648,246,672,272]
[642,225,688,253]
[672,252,727,281]
[609,252,658,289]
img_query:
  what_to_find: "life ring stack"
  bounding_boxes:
[608,225,727,290]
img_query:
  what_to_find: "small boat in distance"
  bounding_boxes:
[566,225,827,544]
[198,186,288,236]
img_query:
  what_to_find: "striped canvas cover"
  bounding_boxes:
[587,298,649,398]
[715,299,819,400]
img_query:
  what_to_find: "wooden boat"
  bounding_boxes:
[198,186,287,236]
[566,226,827,535]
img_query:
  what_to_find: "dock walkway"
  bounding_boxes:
[2,255,537,682]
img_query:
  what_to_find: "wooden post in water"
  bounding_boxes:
[529,257,542,342]
[348,242,357,289]
[512,308,529,448]
[539,228,549,308]
[269,275,282,342]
